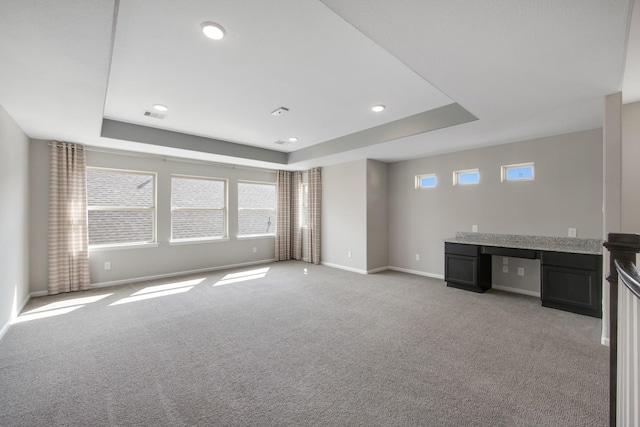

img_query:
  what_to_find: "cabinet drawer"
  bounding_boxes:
[445,242,480,256]
[541,252,601,271]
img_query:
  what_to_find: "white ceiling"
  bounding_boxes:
[0,0,637,170]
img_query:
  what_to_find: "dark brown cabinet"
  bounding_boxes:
[540,252,602,318]
[444,243,491,293]
[444,242,602,318]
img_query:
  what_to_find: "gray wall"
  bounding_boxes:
[321,159,389,273]
[366,159,389,272]
[0,105,30,335]
[388,129,603,293]
[321,159,368,271]
[29,140,277,292]
[622,101,640,233]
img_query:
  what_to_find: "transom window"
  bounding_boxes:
[86,168,156,247]
[416,174,437,188]
[171,175,227,241]
[501,162,535,182]
[453,169,480,185]
[238,181,276,237]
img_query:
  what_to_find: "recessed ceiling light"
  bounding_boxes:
[201,22,226,40]
[153,104,168,112]
[288,137,298,142]
[372,105,385,112]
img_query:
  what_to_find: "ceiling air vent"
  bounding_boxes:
[143,110,166,119]
[274,140,288,145]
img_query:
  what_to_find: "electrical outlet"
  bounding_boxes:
[348,251,352,258]
[503,257,508,265]
[252,247,257,253]
[517,267,525,276]
[104,261,111,270]
[415,254,420,261]
[472,225,478,232]
[502,265,508,273]
[568,228,577,237]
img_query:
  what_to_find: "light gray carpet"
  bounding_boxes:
[0,261,608,426]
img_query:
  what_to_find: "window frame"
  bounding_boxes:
[453,168,480,186]
[501,162,535,182]
[86,167,157,249]
[415,174,437,189]
[170,174,228,243]
[237,180,277,239]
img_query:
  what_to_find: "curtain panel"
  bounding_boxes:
[307,167,321,265]
[275,170,291,261]
[275,170,303,261]
[48,142,91,295]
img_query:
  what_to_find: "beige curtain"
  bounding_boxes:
[48,142,90,295]
[307,167,321,264]
[275,171,303,261]
[275,170,291,261]
[291,171,302,260]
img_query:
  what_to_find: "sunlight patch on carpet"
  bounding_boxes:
[214,267,270,287]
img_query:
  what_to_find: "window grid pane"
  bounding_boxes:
[172,177,225,208]
[171,210,225,240]
[87,170,154,207]
[455,170,480,185]
[505,165,534,181]
[88,210,153,246]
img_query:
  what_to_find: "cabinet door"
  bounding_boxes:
[445,254,477,287]
[541,265,601,317]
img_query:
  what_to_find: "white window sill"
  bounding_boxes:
[169,237,230,246]
[89,242,159,252]
[237,234,275,240]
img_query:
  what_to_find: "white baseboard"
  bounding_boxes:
[90,259,277,289]
[491,284,541,298]
[367,266,390,274]
[320,262,368,275]
[30,290,48,298]
[601,337,610,347]
[387,266,445,280]
[0,291,33,342]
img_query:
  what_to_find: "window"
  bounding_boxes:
[416,174,437,188]
[502,162,534,182]
[171,175,227,241]
[238,181,276,237]
[300,183,309,227]
[453,169,480,185]
[87,168,156,247]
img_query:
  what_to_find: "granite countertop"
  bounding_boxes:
[444,232,603,255]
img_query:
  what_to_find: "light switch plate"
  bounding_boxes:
[472,225,478,232]
[517,267,525,276]
[502,266,508,273]
[568,228,577,237]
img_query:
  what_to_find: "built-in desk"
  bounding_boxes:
[444,233,603,318]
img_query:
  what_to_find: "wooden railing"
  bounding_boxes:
[604,233,640,427]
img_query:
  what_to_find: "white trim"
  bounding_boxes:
[491,284,541,298]
[0,320,9,342]
[169,237,230,246]
[321,262,368,275]
[30,290,48,298]
[388,266,445,280]
[89,242,159,252]
[90,259,276,289]
[1,292,32,342]
[601,337,610,347]
[367,266,389,274]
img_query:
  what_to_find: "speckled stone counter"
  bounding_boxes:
[444,232,603,255]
